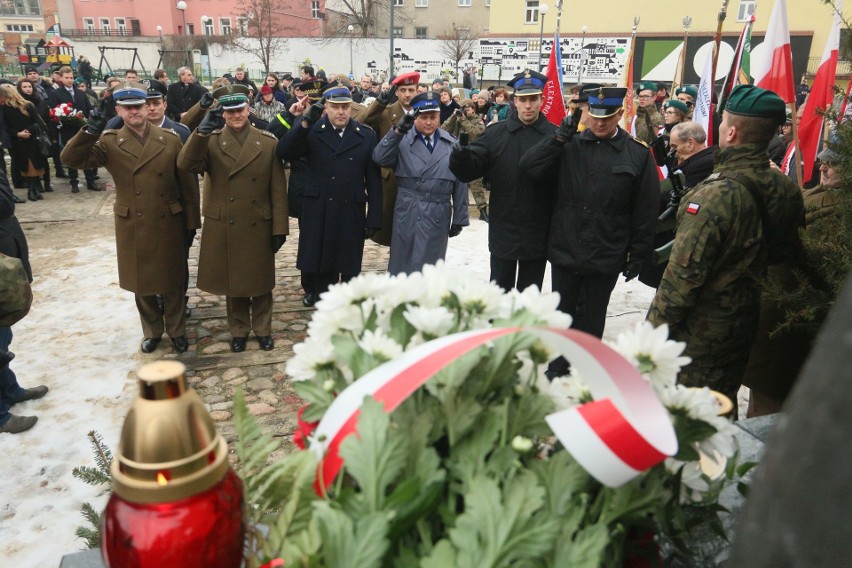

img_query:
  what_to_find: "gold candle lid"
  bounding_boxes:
[111,361,230,503]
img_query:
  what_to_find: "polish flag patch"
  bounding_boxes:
[686,202,701,215]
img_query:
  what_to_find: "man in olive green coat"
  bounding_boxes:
[359,71,420,246]
[177,89,288,353]
[647,85,805,413]
[61,86,201,354]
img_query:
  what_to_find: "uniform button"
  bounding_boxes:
[331,176,335,180]
[137,212,142,217]
[229,220,234,225]
[135,192,140,196]
[229,197,235,201]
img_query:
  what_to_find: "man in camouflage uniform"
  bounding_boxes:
[441,98,487,221]
[632,81,664,146]
[647,85,805,412]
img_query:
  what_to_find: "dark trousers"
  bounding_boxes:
[547,268,619,376]
[136,290,187,339]
[0,327,24,426]
[302,272,357,297]
[226,293,273,338]
[489,256,547,292]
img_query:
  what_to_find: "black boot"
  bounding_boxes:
[42,171,53,192]
[27,178,39,202]
[33,177,44,200]
[478,205,489,223]
[55,166,67,178]
[70,180,79,193]
[10,192,25,204]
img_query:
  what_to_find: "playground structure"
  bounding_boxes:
[17,36,75,74]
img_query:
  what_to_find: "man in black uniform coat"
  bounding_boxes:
[166,67,207,122]
[449,69,557,291]
[520,87,659,377]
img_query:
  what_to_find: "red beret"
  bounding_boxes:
[392,71,420,86]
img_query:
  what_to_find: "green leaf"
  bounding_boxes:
[420,540,457,568]
[293,379,335,422]
[530,452,591,517]
[388,303,417,346]
[447,408,501,489]
[554,523,610,568]
[506,392,556,439]
[314,503,390,568]
[338,397,408,514]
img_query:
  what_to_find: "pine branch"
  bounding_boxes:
[87,430,114,477]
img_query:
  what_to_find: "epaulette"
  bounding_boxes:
[357,122,374,133]
[630,135,649,148]
[209,128,223,135]
[258,129,278,139]
[485,121,498,128]
[161,128,180,137]
[102,129,118,135]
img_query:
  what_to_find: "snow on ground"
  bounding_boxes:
[0,216,655,566]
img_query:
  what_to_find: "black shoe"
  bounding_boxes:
[302,293,317,307]
[141,337,161,353]
[257,336,274,351]
[55,169,68,178]
[230,337,247,353]
[479,206,489,223]
[87,183,103,191]
[42,184,53,193]
[11,193,25,204]
[184,306,192,318]
[171,336,189,353]
[27,188,39,202]
[14,385,48,403]
[70,182,79,194]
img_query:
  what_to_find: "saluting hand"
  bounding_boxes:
[376,84,398,107]
[197,107,224,135]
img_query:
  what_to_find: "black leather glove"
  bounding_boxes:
[272,234,286,253]
[376,84,397,107]
[304,100,325,125]
[199,91,214,110]
[623,258,643,281]
[452,131,470,157]
[395,111,416,134]
[197,107,224,135]
[184,229,196,249]
[364,227,378,239]
[448,224,463,238]
[86,108,107,135]
[555,110,581,144]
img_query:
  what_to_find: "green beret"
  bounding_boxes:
[725,84,787,124]
[664,99,689,115]
[636,81,657,94]
[675,85,698,100]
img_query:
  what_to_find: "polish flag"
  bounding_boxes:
[541,33,567,126]
[693,47,715,146]
[752,0,795,103]
[797,0,842,184]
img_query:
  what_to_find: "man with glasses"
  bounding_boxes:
[632,81,664,145]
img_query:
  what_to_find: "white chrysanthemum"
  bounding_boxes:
[665,458,710,502]
[450,277,505,318]
[612,322,692,390]
[286,337,336,381]
[357,328,404,361]
[377,271,429,311]
[403,305,456,337]
[308,303,365,340]
[659,385,720,425]
[547,371,591,410]
[419,262,457,307]
[698,419,739,459]
[499,285,573,328]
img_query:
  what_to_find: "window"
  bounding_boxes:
[394,0,403,5]
[485,0,490,6]
[5,23,34,32]
[415,26,427,39]
[83,18,95,32]
[736,0,756,21]
[100,17,110,32]
[186,22,195,35]
[458,0,471,6]
[393,26,403,38]
[219,17,231,35]
[415,0,427,6]
[525,0,539,24]
[237,17,248,34]
[0,0,40,16]
[311,1,320,19]
[203,18,214,35]
[115,17,126,34]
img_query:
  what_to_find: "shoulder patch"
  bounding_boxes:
[686,202,701,215]
[630,135,649,148]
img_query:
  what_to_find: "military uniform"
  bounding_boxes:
[648,144,805,405]
[61,118,200,345]
[177,97,288,346]
[441,108,488,219]
[633,104,664,146]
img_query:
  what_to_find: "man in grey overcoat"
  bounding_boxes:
[373,91,468,275]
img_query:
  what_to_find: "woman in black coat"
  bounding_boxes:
[17,79,52,193]
[1,85,47,202]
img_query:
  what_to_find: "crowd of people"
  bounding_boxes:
[0,61,839,434]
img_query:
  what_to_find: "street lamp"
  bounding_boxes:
[176,1,187,35]
[347,24,354,76]
[538,3,549,71]
[156,24,163,46]
[578,25,587,85]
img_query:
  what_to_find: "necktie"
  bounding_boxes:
[335,128,344,138]
[424,136,433,153]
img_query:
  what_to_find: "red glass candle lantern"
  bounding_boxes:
[102,361,245,568]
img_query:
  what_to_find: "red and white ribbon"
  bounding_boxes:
[309,327,677,491]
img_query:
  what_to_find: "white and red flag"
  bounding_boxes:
[542,33,567,125]
[752,0,795,103]
[693,47,716,146]
[797,0,842,184]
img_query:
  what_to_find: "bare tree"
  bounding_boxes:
[437,24,479,82]
[323,0,411,38]
[232,0,291,72]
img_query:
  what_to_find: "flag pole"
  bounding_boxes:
[790,101,804,189]
[711,0,731,82]
[673,16,691,90]
[622,16,639,131]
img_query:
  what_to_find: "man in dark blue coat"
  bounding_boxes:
[278,82,382,307]
[48,66,96,192]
